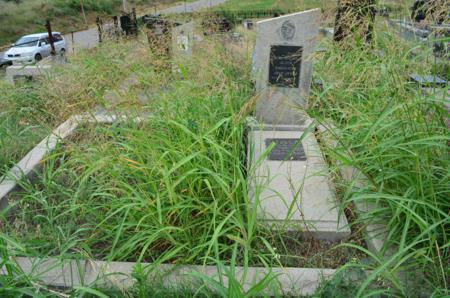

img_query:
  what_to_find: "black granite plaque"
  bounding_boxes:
[265,138,306,161]
[268,45,303,88]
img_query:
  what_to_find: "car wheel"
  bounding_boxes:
[35,53,42,61]
[60,48,66,56]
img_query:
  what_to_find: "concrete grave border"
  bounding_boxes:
[316,124,388,256]
[0,112,340,295]
[4,55,67,85]
[0,113,144,209]
[247,119,351,241]
[2,257,336,296]
[5,64,52,85]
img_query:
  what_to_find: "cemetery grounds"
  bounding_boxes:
[0,5,449,298]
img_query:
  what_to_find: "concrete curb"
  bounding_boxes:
[5,64,52,85]
[3,257,336,295]
[316,124,388,256]
[0,112,145,210]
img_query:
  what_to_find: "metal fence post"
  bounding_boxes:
[71,31,75,53]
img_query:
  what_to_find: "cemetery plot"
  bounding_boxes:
[0,12,368,296]
[0,26,366,276]
[1,117,366,269]
[0,84,55,176]
[1,3,448,295]
[249,9,350,241]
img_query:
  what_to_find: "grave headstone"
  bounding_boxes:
[243,19,254,30]
[147,20,172,58]
[5,64,52,85]
[120,10,137,36]
[248,9,350,241]
[253,9,321,125]
[171,22,194,60]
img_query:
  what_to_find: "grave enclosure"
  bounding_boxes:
[249,9,350,240]
[0,9,388,295]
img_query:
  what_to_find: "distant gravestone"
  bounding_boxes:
[253,10,321,125]
[147,21,172,58]
[333,0,376,42]
[243,19,254,30]
[120,14,133,35]
[248,10,350,241]
[5,65,52,85]
[172,22,194,59]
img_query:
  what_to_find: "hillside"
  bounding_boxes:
[0,0,184,46]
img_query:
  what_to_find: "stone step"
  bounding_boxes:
[248,124,350,241]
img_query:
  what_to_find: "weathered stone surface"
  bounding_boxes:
[248,124,350,241]
[5,65,52,85]
[172,22,194,59]
[253,9,321,125]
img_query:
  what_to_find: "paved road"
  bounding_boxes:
[64,0,227,53]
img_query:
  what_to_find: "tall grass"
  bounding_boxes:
[0,33,289,296]
[0,37,164,175]
[310,19,449,296]
[0,8,448,297]
[0,81,53,175]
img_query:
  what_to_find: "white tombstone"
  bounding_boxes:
[172,22,194,60]
[248,10,350,241]
[253,9,321,125]
[5,64,52,85]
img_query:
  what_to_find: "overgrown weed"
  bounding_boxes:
[310,18,449,297]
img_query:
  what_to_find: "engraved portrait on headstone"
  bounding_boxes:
[177,30,189,51]
[280,20,296,40]
[171,22,194,59]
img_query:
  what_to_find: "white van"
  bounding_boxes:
[3,32,66,64]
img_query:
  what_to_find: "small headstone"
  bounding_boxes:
[171,22,194,60]
[120,14,135,36]
[243,19,254,30]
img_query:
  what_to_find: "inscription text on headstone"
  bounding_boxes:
[265,138,306,161]
[268,45,303,88]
